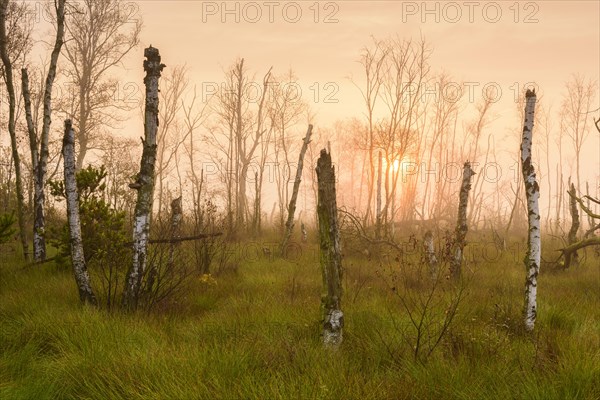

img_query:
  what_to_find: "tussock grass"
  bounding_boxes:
[1,239,599,399]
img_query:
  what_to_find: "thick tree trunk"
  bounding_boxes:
[449,161,475,280]
[316,149,344,347]
[62,120,97,305]
[0,3,29,260]
[520,89,540,332]
[280,125,313,256]
[123,46,165,310]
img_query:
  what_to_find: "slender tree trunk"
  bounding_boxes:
[280,125,313,256]
[0,3,29,260]
[168,196,182,266]
[585,182,593,230]
[450,161,475,280]
[376,150,382,239]
[21,68,46,263]
[123,46,165,310]
[565,183,580,268]
[316,149,344,347]
[62,120,97,305]
[253,171,260,235]
[32,0,66,262]
[423,230,438,278]
[520,89,540,332]
[555,166,563,232]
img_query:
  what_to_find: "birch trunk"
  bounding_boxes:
[123,46,165,310]
[0,2,29,260]
[520,89,540,332]
[62,120,97,305]
[146,196,182,292]
[32,0,66,262]
[450,161,475,280]
[316,149,344,347]
[280,125,313,256]
[423,230,438,278]
[566,183,579,268]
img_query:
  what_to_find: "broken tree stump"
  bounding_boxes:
[316,149,344,347]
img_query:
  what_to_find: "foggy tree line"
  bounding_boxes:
[2,1,598,252]
[1,0,599,331]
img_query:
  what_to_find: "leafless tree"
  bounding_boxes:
[0,0,35,260]
[353,36,431,232]
[206,59,273,233]
[560,74,597,196]
[61,0,141,170]
[269,69,306,232]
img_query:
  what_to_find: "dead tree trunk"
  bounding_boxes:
[146,195,182,292]
[449,161,475,280]
[316,149,344,347]
[521,89,541,332]
[168,196,183,266]
[0,2,29,260]
[560,190,600,264]
[62,120,97,305]
[280,125,313,256]
[423,230,438,278]
[566,183,580,267]
[123,46,165,310]
[376,150,383,239]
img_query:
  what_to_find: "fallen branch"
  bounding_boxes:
[584,223,600,239]
[567,190,600,219]
[557,237,600,255]
[339,208,403,254]
[124,233,222,246]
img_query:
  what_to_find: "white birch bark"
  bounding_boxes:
[62,120,97,305]
[32,0,66,262]
[123,46,165,310]
[316,149,344,347]
[450,162,475,280]
[280,125,313,255]
[520,89,540,332]
[423,230,438,278]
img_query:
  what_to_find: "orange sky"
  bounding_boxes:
[130,0,600,190]
[2,0,599,218]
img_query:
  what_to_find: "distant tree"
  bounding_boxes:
[0,0,34,260]
[268,69,306,232]
[61,0,142,170]
[560,75,597,196]
[207,59,272,233]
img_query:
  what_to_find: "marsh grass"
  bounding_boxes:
[1,237,599,399]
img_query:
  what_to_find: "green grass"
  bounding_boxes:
[1,240,599,399]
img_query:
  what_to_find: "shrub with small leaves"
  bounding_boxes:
[0,211,16,244]
[48,165,128,264]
